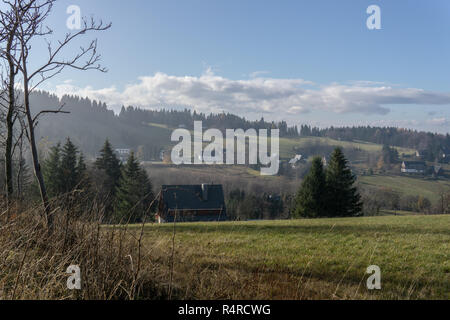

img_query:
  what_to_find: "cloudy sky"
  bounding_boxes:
[33,0,450,133]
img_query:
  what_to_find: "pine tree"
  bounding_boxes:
[325,148,362,217]
[60,138,79,194]
[114,152,153,223]
[77,153,87,180]
[76,152,90,193]
[15,158,31,199]
[43,143,63,197]
[380,144,399,166]
[294,157,327,218]
[96,139,122,199]
[43,139,90,207]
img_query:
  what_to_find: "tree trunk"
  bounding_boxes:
[5,65,14,205]
[4,29,17,215]
[16,136,24,199]
[22,75,53,233]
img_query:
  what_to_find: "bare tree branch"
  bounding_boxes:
[0,0,111,232]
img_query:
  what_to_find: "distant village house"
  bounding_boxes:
[440,147,450,164]
[288,154,303,167]
[115,149,131,163]
[115,148,131,163]
[156,184,227,223]
[322,156,329,167]
[401,161,427,174]
[415,150,428,159]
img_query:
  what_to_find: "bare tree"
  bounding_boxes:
[0,2,23,209]
[13,117,28,199]
[3,0,110,232]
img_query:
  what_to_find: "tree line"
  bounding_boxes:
[299,125,450,162]
[41,138,154,223]
[119,106,300,137]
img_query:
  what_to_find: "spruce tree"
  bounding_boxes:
[76,152,90,194]
[96,139,122,199]
[325,148,362,217]
[60,138,79,193]
[381,144,399,166]
[43,139,90,211]
[15,158,31,199]
[294,157,327,218]
[77,153,87,181]
[43,143,63,197]
[114,152,153,223]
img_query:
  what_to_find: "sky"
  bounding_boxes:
[25,0,450,133]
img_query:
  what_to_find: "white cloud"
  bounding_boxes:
[427,118,450,126]
[249,71,271,78]
[52,71,450,116]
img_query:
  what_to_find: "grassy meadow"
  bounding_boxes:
[359,175,450,203]
[278,136,416,159]
[138,131,449,300]
[147,124,417,161]
[130,215,449,300]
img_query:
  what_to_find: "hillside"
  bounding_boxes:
[32,93,173,159]
[30,91,449,162]
[278,136,416,159]
[30,90,450,212]
[359,175,450,203]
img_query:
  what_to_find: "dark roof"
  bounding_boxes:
[440,147,450,154]
[402,161,427,169]
[403,161,426,166]
[160,185,226,211]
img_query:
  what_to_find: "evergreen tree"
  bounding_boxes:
[77,153,87,180]
[381,144,399,165]
[43,143,63,197]
[15,158,31,199]
[325,148,362,217]
[43,139,90,204]
[76,152,90,193]
[60,138,79,193]
[294,157,327,218]
[114,152,153,223]
[95,139,122,199]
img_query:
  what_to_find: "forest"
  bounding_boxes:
[20,90,450,163]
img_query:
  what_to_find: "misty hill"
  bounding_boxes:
[29,91,450,161]
[31,91,170,159]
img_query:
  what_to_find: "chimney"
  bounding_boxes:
[201,184,209,201]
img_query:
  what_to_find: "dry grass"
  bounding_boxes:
[0,201,167,300]
[1,200,448,300]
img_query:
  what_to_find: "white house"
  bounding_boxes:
[115,148,131,163]
[288,155,303,167]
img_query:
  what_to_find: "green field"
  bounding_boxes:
[359,175,450,203]
[135,215,449,300]
[278,136,415,159]
[147,126,417,161]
